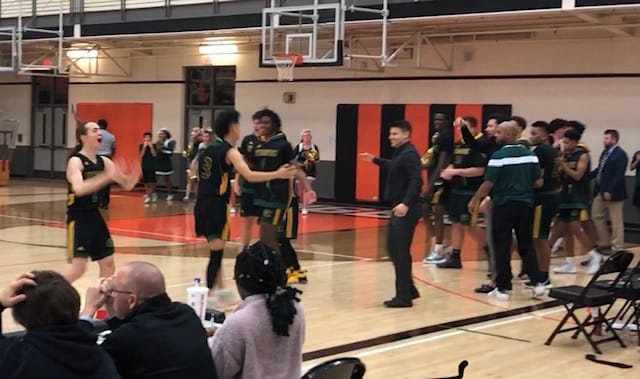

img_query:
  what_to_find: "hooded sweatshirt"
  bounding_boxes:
[0,321,119,379]
[101,293,216,379]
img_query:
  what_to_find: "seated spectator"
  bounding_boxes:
[81,261,216,379]
[0,271,119,379]
[210,243,305,379]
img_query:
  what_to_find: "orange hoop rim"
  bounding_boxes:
[273,53,304,66]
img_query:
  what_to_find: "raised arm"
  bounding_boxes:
[227,148,296,182]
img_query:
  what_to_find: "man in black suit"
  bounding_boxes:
[590,129,628,255]
[360,120,423,308]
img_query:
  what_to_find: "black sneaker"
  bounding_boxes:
[437,256,462,269]
[517,272,528,281]
[383,298,412,308]
[523,279,552,289]
[474,283,496,293]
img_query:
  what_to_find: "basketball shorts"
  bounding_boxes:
[257,206,286,227]
[448,191,479,227]
[532,193,560,239]
[240,191,259,218]
[557,208,589,223]
[278,198,299,240]
[194,196,230,242]
[66,211,114,262]
[430,184,450,209]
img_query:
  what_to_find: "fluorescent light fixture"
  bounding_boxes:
[66,49,98,59]
[198,43,238,55]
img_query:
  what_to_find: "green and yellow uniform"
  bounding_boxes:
[448,135,487,226]
[557,147,591,222]
[532,142,561,238]
[253,132,296,225]
[194,137,233,241]
[238,133,261,217]
[66,153,114,261]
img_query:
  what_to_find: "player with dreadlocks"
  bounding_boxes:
[209,243,305,379]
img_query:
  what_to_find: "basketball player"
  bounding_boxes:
[237,110,264,247]
[193,110,296,307]
[279,181,307,284]
[526,121,561,287]
[438,116,487,269]
[294,129,320,215]
[253,109,316,254]
[422,113,454,264]
[554,128,600,274]
[65,121,140,283]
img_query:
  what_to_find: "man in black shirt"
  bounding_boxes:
[527,121,561,287]
[361,120,423,307]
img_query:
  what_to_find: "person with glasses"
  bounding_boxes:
[80,261,217,379]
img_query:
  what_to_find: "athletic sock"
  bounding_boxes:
[206,250,223,290]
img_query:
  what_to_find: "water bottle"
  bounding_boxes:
[187,277,209,321]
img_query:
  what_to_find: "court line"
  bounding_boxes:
[456,328,531,343]
[1,192,68,197]
[302,299,560,361]
[0,214,370,261]
[0,258,66,268]
[0,239,65,249]
[301,314,536,372]
[165,260,357,289]
[412,273,511,309]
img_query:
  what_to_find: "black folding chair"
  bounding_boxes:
[594,257,640,346]
[545,251,633,354]
[301,357,366,379]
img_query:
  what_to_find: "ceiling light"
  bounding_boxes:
[66,49,98,59]
[198,43,238,55]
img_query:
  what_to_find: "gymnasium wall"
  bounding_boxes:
[1,36,640,202]
[0,84,31,146]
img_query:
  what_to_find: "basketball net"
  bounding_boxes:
[274,54,302,82]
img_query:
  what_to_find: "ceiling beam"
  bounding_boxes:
[573,12,632,37]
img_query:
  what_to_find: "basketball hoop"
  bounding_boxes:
[273,54,303,82]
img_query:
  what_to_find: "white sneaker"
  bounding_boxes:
[143,195,151,204]
[167,194,174,201]
[488,288,510,301]
[151,193,158,202]
[422,250,446,264]
[553,261,577,274]
[230,207,236,215]
[301,208,308,215]
[586,252,603,274]
[531,283,546,298]
[183,195,190,201]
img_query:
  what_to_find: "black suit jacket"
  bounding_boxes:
[373,142,423,208]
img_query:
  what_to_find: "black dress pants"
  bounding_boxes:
[492,201,541,291]
[386,205,421,302]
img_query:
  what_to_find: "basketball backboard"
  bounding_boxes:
[0,27,17,72]
[261,1,344,67]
